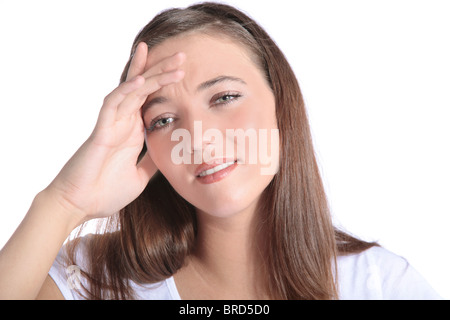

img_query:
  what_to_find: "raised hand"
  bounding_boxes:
[45,42,185,222]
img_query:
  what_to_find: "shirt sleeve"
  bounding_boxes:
[366,246,442,300]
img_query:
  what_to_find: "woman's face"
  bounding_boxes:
[142,32,279,218]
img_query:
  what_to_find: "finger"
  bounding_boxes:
[110,52,185,120]
[141,52,186,78]
[98,76,145,126]
[116,69,185,119]
[106,75,145,104]
[126,42,148,81]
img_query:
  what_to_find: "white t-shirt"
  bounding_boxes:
[48,236,441,300]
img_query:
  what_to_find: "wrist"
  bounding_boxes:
[33,188,87,235]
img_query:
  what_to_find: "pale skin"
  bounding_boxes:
[0,32,278,299]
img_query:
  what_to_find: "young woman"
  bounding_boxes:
[0,2,440,300]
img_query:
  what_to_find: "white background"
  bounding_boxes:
[0,0,448,299]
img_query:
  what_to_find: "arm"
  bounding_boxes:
[0,190,82,299]
[36,276,65,300]
[0,43,185,299]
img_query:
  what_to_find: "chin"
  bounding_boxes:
[194,200,257,219]
[189,186,263,219]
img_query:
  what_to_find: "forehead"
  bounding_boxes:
[145,32,257,77]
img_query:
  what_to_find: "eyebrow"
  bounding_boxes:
[142,75,246,113]
[196,75,247,92]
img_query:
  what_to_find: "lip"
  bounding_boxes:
[195,158,238,185]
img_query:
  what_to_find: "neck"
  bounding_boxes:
[184,201,269,299]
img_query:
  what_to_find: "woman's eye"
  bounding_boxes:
[147,117,175,132]
[213,93,242,106]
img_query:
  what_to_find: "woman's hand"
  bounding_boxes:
[0,43,186,299]
[44,42,185,222]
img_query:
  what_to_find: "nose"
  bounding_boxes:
[188,120,204,154]
[185,116,225,165]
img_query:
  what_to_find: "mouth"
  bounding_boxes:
[195,159,238,184]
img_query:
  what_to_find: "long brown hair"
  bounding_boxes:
[66,2,376,300]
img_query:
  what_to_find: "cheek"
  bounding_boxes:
[229,98,279,165]
[146,134,193,194]
[236,93,277,131]
[146,135,176,172]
